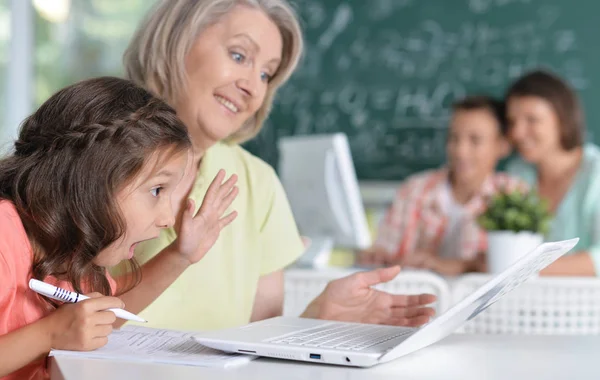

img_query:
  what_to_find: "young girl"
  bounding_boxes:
[0,77,238,379]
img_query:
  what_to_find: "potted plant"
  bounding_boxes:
[477,189,552,274]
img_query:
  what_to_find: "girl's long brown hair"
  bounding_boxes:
[0,76,191,296]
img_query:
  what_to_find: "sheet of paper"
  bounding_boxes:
[50,325,255,368]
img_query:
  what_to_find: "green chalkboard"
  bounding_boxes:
[244,0,599,181]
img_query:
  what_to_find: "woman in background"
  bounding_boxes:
[505,69,600,276]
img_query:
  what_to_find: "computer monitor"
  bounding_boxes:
[278,133,371,267]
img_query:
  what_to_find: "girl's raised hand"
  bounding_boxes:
[173,169,238,264]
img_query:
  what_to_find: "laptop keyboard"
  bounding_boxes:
[265,323,413,351]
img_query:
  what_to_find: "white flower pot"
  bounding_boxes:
[486,231,544,274]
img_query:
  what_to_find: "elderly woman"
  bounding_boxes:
[505,69,600,276]
[117,0,435,330]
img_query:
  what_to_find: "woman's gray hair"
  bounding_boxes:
[124,0,304,144]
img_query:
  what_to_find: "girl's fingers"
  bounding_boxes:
[184,199,195,217]
[219,211,238,229]
[202,169,226,205]
[92,310,118,325]
[79,297,125,314]
[217,186,239,215]
[84,292,104,299]
[89,336,109,351]
[92,323,115,339]
[217,174,238,199]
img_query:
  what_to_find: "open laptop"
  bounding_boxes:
[194,238,579,368]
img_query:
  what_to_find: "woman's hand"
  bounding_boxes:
[302,266,436,326]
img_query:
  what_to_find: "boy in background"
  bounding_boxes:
[359,96,526,275]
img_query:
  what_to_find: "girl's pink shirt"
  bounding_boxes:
[0,200,117,380]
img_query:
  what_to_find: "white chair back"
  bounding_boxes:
[452,274,600,335]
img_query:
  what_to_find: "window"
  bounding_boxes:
[34,0,156,105]
[0,0,156,146]
[0,0,10,138]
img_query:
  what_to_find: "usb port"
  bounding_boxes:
[309,353,321,360]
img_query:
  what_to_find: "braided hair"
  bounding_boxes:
[0,76,191,297]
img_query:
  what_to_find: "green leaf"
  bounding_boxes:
[477,189,552,233]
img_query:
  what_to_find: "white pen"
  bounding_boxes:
[29,279,146,323]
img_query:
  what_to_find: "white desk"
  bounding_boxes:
[50,334,600,380]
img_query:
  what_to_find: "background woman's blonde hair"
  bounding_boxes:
[124,0,304,144]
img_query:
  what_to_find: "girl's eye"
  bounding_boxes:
[151,187,162,197]
[260,71,272,83]
[231,52,245,63]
